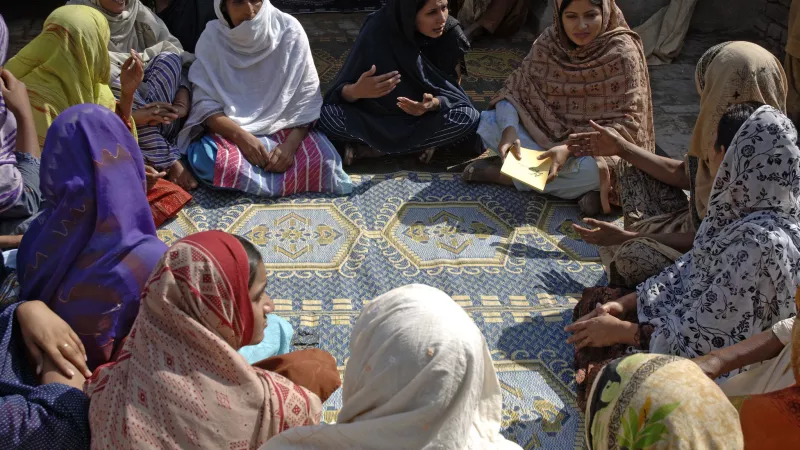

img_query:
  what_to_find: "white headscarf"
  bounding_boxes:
[638,105,800,365]
[67,0,190,67]
[261,284,522,450]
[177,0,322,150]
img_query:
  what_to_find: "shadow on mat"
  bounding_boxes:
[496,314,582,446]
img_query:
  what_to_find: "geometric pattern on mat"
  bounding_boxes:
[158,172,608,449]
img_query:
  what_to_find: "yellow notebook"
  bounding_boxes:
[499,147,552,192]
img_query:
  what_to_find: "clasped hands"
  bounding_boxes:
[565,297,637,350]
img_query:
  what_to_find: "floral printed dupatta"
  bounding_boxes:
[637,106,800,362]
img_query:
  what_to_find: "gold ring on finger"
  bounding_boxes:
[62,343,70,349]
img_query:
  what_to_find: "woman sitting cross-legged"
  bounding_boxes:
[464,0,667,217]
[566,105,800,409]
[177,0,351,197]
[569,41,787,287]
[6,5,192,226]
[68,0,199,191]
[316,0,480,165]
[262,284,521,450]
[86,231,341,449]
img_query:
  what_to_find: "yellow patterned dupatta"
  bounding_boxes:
[586,354,742,450]
[5,5,117,147]
[689,41,786,219]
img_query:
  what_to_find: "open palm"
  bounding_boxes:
[567,120,626,157]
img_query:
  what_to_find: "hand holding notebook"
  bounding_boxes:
[500,147,552,192]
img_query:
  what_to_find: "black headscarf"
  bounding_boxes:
[156,0,217,53]
[324,0,475,153]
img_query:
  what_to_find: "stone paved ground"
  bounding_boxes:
[6,14,759,161]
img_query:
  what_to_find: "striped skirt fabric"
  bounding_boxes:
[188,129,353,197]
[110,52,184,170]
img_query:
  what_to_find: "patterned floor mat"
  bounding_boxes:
[158,172,620,449]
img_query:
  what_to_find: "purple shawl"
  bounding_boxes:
[16,104,167,370]
[0,14,23,214]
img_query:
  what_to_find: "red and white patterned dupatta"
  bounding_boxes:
[86,231,321,449]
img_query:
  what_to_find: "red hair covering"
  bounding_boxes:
[86,231,321,449]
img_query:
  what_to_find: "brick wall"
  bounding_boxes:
[755,0,792,60]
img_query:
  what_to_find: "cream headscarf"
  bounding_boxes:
[261,284,522,450]
[67,0,190,67]
[689,41,787,219]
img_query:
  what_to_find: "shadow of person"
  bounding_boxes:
[495,312,586,448]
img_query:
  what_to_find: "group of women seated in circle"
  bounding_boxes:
[0,0,799,447]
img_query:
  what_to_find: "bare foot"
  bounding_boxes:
[462,158,513,185]
[578,191,603,217]
[419,147,436,164]
[167,160,198,191]
[343,143,356,166]
[344,143,382,165]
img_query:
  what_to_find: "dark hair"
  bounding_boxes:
[559,0,603,15]
[415,0,434,12]
[233,235,263,289]
[715,101,765,150]
[220,0,233,28]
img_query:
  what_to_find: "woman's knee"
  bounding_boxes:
[450,105,481,130]
[610,240,673,287]
[147,52,183,80]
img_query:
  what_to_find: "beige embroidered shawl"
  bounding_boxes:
[689,41,786,219]
[490,0,653,213]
